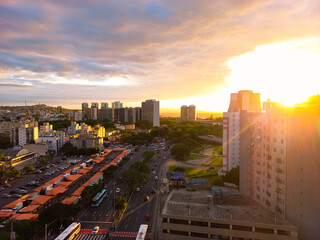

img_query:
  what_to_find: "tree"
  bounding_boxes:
[8,168,21,179]
[81,184,104,203]
[103,165,118,179]
[222,166,240,186]
[142,151,155,162]
[0,136,12,149]
[23,164,34,173]
[38,155,47,165]
[135,120,153,129]
[121,169,149,191]
[5,220,38,240]
[114,196,127,211]
[171,143,190,161]
[130,161,150,174]
[183,138,201,150]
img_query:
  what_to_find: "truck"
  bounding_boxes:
[12,202,24,213]
[40,184,53,195]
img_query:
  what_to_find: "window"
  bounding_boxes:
[170,230,188,236]
[232,225,252,232]
[211,223,229,229]
[256,227,274,234]
[191,221,208,227]
[170,218,188,225]
[191,232,209,238]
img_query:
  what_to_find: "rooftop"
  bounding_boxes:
[162,190,294,227]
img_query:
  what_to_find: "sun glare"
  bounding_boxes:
[226,39,320,106]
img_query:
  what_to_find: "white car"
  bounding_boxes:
[116,188,121,193]
[152,171,156,175]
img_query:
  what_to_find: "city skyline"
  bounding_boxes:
[1,1,319,111]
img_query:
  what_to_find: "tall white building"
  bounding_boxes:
[222,112,241,172]
[141,99,160,127]
[10,123,38,147]
[222,90,261,172]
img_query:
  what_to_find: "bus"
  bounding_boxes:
[136,224,148,240]
[91,189,107,207]
[54,222,81,240]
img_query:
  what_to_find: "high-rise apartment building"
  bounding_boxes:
[91,102,99,108]
[180,105,196,121]
[101,102,108,109]
[10,123,38,147]
[133,107,141,123]
[112,101,123,121]
[112,101,123,109]
[98,108,112,121]
[223,90,262,172]
[82,103,90,120]
[239,99,320,240]
[141,99,160,127]
[90,107,98,120]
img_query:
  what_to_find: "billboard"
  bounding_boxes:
[170,172,185,180]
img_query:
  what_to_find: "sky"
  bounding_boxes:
[1,0,320,113]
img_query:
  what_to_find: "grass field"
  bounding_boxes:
[169,166,218,179]
[188,153,206,159]
[201,157,223,167]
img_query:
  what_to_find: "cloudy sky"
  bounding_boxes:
[1,0,320,113]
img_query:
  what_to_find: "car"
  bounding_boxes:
[2,193,11,198]
[4,183,11,188]
[135,188,140,192]
[12,193,22,198]
[92,226,100,234]
[116,188,121,193]
[152,171,156,175]
[145,214,150,221]
[151,189,156,194]
[18,186,27,190]
[0,187,4,191]
[34,170,42,174]
[15,189,27,194]
[154,176,158,181]
[163,157,166,160]
[144,196,150,201]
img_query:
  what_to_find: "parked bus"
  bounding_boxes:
[55,222,81,240]
[136,224,148,240]
[91,189,107,207]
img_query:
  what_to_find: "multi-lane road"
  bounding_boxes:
[79,144,170,239]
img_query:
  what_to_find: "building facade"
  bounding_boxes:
[222,91,262,172]
[239,100,320,240]
[181,105,196,121]
[81,103,90,120]
[141,99,160,127]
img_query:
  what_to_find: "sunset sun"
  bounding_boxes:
[226,39,320,106]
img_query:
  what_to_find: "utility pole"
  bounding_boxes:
[10,222,15,240]
[45,224,47,240]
